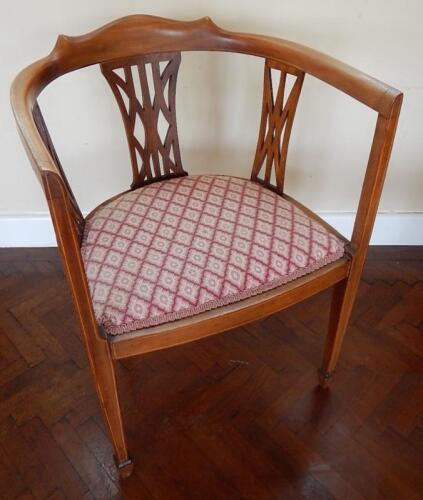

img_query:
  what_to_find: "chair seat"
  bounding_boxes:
[81,175,345,335]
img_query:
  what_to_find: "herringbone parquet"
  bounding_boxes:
[0,247,422,500]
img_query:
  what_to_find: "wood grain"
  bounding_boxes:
[101,52,186,189]
[251,59,304,193]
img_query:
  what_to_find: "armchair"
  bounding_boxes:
[11,15,402,477]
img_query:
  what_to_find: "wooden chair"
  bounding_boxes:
[11,15,402,478]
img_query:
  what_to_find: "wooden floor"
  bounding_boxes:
[0,247,422,500]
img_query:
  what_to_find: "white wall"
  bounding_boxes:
[1,0,422,245]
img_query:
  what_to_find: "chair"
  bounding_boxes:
[11,15,402,478]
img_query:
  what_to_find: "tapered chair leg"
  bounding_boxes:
[319,277,359,388]
[89,341,133,478]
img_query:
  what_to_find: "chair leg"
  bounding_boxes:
[90,341,133,478]
[319,277,357,388]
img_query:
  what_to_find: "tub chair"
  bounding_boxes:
[11,15,402,477]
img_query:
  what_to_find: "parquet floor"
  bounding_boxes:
[0,247,422,500]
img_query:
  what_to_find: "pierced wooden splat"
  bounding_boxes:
[101,52,187,189]
[33,102,85,242]
[251,59,305,193]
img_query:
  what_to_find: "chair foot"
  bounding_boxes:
[115,457,134,479]
[318,368,334,388]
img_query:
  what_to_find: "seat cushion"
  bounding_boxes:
[81,175,344,335]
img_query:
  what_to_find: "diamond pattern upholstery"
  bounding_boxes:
[81,176,345,335]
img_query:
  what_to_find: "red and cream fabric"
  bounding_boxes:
[81,175,345,335]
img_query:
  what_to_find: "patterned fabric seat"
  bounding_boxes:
[81,175,345,335]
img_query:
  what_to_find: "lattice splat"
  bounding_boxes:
[101,52,187,189]
[251,59,305,193]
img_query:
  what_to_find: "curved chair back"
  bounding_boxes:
[11,15,401,210]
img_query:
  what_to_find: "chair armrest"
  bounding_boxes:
[351,93,403,255]
[11,60,104,342]
[11,60,70,189]
[11,60,84,240]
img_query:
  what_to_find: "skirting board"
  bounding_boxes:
[0,212,422,247]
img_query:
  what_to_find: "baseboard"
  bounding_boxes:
[0,212,422,247]
[0,215,58,247]
[321,212,423,246]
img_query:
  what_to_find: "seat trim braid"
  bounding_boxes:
[107,246,343,334]
[109,258,350,359]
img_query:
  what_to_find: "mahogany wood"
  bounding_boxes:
[101,52,186,189]
[319,95,403,385]
[251,59,304,193]
[10,15,402,477]
[32,103,85,243]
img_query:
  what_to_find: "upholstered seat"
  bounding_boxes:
[81,175,345,335]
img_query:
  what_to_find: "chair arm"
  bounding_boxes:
[11,60,84,240]
[11,60,105,342]
[351,93,403,257]
[12,60,69,188]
